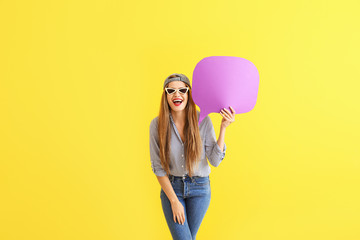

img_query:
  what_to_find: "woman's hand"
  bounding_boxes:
[171,199,185,225]
[220,106,236,128]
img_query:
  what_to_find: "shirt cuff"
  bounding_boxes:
[152,167,167,177]
[214,142,226,159]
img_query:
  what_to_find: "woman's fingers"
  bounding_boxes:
[220,111,231,121]
[222,108,235,121]
[173,212,184,225]
[225,106,236,119]
[177,214,183,225]
[223,108,234,118]
[221,109,231,118]
[172,202,185,225]
[177,215,181,225]
[180,213,184,225]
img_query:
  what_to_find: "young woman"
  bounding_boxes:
[149,73,235,240]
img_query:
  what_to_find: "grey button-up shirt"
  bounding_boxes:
[149,110,226,177]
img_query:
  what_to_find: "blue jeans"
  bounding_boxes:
[160,174,211,240]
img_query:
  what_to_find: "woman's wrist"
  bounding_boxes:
[170,198,178,204]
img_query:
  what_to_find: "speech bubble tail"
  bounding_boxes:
[198,112,209,126]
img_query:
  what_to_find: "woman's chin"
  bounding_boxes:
[171,107,185,112]
[171,104,186,112]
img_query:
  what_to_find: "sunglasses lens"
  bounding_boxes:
[166,88,175,94]
[179,88,188,94]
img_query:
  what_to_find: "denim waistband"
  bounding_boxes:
[168,174,209,182]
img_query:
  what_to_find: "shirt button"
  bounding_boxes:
[182,154,184,157]
[181,165,184,167]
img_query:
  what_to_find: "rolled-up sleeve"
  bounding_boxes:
[149,118,167,176]
[204,116,226,167]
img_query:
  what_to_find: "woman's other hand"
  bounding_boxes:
[170,199,185,225]
[220,106,236,128]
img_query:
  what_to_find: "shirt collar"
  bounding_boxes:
[169,112,180,124]
[169,112,174,123]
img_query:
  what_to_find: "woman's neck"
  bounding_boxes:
[170,110,186,125]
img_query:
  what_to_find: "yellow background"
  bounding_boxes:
[1,0,359,239]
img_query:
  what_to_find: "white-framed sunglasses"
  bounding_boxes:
[165,87,189,95]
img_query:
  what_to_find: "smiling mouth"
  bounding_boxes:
[173,99,183,106]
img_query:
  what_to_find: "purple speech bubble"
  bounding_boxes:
[192,56,259,125]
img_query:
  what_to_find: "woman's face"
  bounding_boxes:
[166,81,189,113]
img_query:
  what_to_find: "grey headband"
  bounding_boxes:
[163,73,191,89]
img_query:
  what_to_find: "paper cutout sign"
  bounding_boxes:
[192,56,259,125]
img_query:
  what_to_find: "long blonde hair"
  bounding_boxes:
[157,75,202,177]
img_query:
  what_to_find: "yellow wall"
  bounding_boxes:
[0,0,359,239]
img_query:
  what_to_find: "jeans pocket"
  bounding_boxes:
[193,177,210,186]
